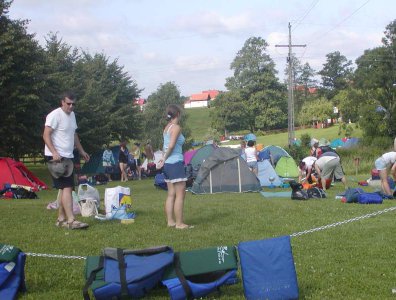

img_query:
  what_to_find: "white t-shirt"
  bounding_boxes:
[381,152,396,166]
[302,156,317,168]
[44,107,77,158]
[245,147,257,163]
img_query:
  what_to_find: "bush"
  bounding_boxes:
[300,133,311,148]
[287,144,308,163]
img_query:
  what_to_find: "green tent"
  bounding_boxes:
[275,156,299,178]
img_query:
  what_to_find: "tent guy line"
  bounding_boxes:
[24,205,396,260]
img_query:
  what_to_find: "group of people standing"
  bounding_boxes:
[106,139,154,182]
[43,92,191,230]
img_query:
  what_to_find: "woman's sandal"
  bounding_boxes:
[175,224,194,229]
[63,220,89,230]
[55,219,66,227]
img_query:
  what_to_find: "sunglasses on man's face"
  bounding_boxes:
[65,102,76,107]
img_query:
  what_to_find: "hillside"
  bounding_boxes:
[185,107,213,141]
[185,107,362,147]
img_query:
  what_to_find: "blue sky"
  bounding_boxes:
[8,0,396,98]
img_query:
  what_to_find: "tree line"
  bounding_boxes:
[1,0,395,159]
[211,21,395,147]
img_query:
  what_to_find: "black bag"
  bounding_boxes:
[12,188,38,199]
[307,187,326,198]
[289,181,309,200]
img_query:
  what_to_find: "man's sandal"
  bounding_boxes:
[63,220,89,230]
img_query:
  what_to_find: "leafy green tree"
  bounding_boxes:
[218,36,287,132]
[297,98,333,126]
[318,51,353,99]
[142,82,191,150]
[0,0,48,159]
[42,32,79,110]
[332,88,365,123]
[211,91,249,132]
[70,52,142,154]
[354,19,396,137]
[285,55,317,116]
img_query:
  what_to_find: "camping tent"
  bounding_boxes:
[330,138,344,149]
[183,149,197,165]
[343,137,359,148]
[191,148,261,194]
[0,157,48,192]
[258,145,291,165]
[189,144,216,170]
[257,160,282,187]
[275,157,299,178]
[244,133,257,141]
[81,146,120,175]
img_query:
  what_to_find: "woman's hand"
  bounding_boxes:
[157,159,164,169]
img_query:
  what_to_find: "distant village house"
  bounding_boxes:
[184,90,220,109]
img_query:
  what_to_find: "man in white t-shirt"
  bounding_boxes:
[43,92,90,230]
[298,156,317,183]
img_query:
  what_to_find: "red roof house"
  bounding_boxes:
[184,90,220,108]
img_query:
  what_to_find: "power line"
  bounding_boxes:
[292,0,320,32]
[307,0,371,46]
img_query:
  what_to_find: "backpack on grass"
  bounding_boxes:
[357,192,383,204]
[0,244,26,300]
[83,246,174,300]
[344,188,364,203]
[307,187,326,198]
[161,246,238,300]
[154,173,168,190]
[289,181,309,200]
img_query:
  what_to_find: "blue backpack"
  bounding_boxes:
[0,244,26,300]
[154,173,168,190]
[83,246,174,300]
[357,192,383,204]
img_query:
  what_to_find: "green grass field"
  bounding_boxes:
[1,166,396,299]
[1,113,396,299]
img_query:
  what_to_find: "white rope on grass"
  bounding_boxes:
[25,252,86,260]
[290,205,396,237]
[25,206,396,260]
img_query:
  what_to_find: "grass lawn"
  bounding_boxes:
[1,166,396,299]
[185,107,214,142]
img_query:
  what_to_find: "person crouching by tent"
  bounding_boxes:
[298,156,317,184]
[245,140,258,176]
[374,151,396,196]
[313,156,347,191]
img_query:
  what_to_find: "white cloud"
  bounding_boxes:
[173,11,256,36]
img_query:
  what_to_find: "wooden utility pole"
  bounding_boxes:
[275,23,306,147]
